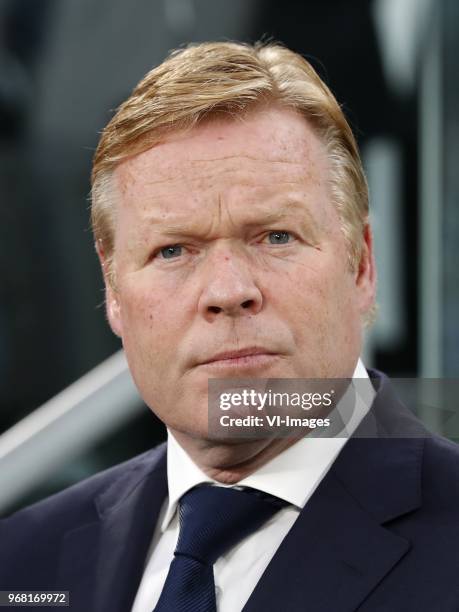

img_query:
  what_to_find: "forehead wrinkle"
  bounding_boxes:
[119,152,313,195]
[187,154,308,166]
[126,168,322,213]
[140,163,294,193]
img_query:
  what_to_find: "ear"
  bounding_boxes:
[95,240,123,338]
[355,223,377,315]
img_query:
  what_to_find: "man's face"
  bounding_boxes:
[104,106,375,439]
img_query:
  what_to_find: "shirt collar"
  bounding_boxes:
[162,358,373,531]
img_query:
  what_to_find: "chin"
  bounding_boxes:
[171,420,256,447]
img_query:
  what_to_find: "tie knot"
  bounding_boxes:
[175,485,287,565]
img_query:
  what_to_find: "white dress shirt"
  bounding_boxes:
[131,359,374,612]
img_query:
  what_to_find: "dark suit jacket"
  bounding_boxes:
[1,371,459,611]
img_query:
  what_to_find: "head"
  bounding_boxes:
[91,42,376,453]
[92,42,370,286]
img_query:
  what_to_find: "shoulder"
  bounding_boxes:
[422,434,459,506]
[0,443,167,588]
[0,443,166,546]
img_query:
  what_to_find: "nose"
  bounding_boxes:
[198,247,263,321]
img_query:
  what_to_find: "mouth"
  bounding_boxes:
[198,347,280,371]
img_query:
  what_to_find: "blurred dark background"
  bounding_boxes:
[1,0,458,513]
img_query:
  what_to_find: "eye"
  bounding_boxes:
[159,244,183,259]
[267,231,292,244]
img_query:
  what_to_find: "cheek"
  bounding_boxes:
[269,258,357,338]
[119,283,182,365]
[269,259,334,313]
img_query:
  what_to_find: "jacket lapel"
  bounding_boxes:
[57,444,168,612]
[244,373,425,612]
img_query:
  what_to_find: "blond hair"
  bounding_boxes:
[91,41,369,288]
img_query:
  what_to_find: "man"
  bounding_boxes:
[1,41,459,611]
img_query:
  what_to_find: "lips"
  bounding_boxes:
[199,347,277,366]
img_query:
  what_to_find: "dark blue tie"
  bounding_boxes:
[153,484,287,612]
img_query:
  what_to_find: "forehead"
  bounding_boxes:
[113,106,329,210]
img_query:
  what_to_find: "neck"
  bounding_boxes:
[169,429,300,484]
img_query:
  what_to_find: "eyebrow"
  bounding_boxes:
[140,198,320,238]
